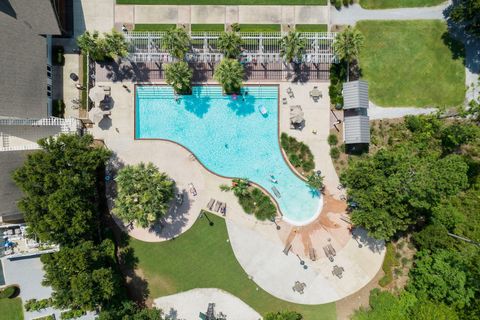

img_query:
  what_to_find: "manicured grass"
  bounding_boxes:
[360,0,445,9]
[295,24,328,32]
[130,213,336,320]
[134,24,176,31]
[0,298,23,320]
[191,24,225,32]
[240,24,281,32]
[357,20,465,108]
[118,0,327,4]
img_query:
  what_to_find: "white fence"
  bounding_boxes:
[125,31,337,64]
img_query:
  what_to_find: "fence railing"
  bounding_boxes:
[125,31,337,64]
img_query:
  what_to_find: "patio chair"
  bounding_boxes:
[287,87,294,98]
[282,97,288,105]
[188,183,197,196]
[219,203,227,216]
[309,247,317,261]
[214,201,222,212]
[206,198,215,210]
[283,243,292,255]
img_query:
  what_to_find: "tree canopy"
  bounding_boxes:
[13,134,111,245]
[279,31,306,64]
[264,310,303,320]
[165,61,193,94]
[447,0,480,37]
[217,31,242,59]
[113,162,175,228]
[162,27,191,60]
[77,30,128,61]
[214,58,244,94]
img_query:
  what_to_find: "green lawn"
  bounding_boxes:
[134,24,176,31]
[118,0,327,4]
[191,24,225,32]
[130,213,336,320]
[295,24,328,32]
[240,24,281,32]
[0,298,23,320]
[360,0,445,8]
[357,20,465,107]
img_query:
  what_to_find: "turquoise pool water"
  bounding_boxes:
[135,86,322,225]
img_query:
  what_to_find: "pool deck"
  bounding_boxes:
[88,80,384,305]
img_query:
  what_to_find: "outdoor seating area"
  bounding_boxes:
[206,198,227,216]
[292,281,307,294]
[323,243,336,262]
[332,265,345,279]
[309,86,322,102]
[290,105,305,130]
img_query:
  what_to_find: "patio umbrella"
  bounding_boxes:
[88,86,106,105]
[290,107,304,124]
[90,107,111,123]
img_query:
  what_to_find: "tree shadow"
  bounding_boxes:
[183,94,212,118]
[97,60,151,82]
[352,227,385,254]
[226,93,255,116]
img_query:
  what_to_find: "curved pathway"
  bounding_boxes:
[153,288,261,320]
[330,1,450,25]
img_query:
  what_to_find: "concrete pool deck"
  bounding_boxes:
[88,80,384,304]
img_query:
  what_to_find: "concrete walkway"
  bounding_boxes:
[153,288,261,320]
[330,1,450,25]
[115,5,329,27]
[368,102,437,120]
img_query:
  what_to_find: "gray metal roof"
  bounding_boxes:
[342,80,369,110]
[0,0,60,119]
[344,115,370,144]
[0,150,31,222]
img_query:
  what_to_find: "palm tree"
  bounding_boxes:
[77,30,104,61]
[279,31,307,64]
[162,27,191,60]
[333,26,365,81]
[217,31,242,59]
[307,173,324,191]
[165,61,193,94]
[214,59,244,94]
[231,178,250,197]
[103,30,129,60]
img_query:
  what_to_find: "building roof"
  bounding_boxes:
[344,115,370,144]
[0,150,31,222]
[342,80,369,110]
[0,0,60,119]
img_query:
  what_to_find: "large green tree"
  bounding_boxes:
[217,31,242,59]
[13,134,111,245]
[77,30,128,61]
[113,162,174,228]
[98,301,164,320]
[214,58,244,94]
[162,27,191,60]
[279,31,306,64]
[447,0,480,36]
[333,26,364,81]
[165,61,193,94]
[41,239,122,311]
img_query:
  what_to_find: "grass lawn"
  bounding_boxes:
[118,0,327,4]
[295,24,328,32]
[360,0,445,8]
[357,20,465,108]
[191,24,225,32]
[130,213,336,320]
[134,24,176,31]
[0,298,23,320]
[240,24,281,32]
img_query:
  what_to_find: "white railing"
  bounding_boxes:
[125,31,338,64]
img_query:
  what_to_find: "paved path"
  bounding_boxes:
[115,5,329,27]
[330,1,450,25]
[368,102,437,120]
[153,288,261,320]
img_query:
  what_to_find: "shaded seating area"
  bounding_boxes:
[309,86,322,102]
[290,105,305,130]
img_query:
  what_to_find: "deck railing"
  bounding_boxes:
[125,31,338,64]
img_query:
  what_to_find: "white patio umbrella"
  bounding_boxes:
[90,107,111,123]
[290,106,304,124]
[88,86,106,105]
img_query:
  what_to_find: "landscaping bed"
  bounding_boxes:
[357,20,465,107]
[296,24,328,32]
[360,0,445,8]
[280,133,315,176]
[191,24,225,32]
[130,213,336,319]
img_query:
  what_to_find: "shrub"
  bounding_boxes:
[379,243,397,287]
[237,187,277,220]
[61,309,85,319]
[330,147,340,159]
[342,0,349,6]
[328,134,338,146]
[401,257,409,266]
[52,100,65,118]
[281,133,316,175]
[0,285,18,299]
[24,298,52,311]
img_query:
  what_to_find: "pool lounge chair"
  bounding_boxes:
[327,244,336,256]
[206,198,215,210]
[309,247,317,261]
[214,201,222,212]
[219,202,227,216]
[283,243,292,255]
[323,246,334,262]
[188,183,197,196]
[272,186,281,198]
[282,97,288,105]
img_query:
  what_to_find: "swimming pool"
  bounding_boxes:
[135,85,322,225]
